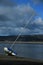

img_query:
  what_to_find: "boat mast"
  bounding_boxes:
[10,11,36,49]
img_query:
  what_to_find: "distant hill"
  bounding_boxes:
[0,35,43,41]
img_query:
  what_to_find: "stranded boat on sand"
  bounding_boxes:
[4,47,17,56]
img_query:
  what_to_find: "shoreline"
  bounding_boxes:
[0,55,43,65]
[0,41,43,44]
[0,55,43,63]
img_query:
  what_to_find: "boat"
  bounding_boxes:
[4,47,17,56]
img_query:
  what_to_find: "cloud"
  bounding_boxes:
[0,0,16,6]
[0,15,10,21]
[0,4,35,36]
[34,17,43,25]
[33,0,43,4]
[0,3,43,36]
[0,27,31,36]
[29,17,43,35]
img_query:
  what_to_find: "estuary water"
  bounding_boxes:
[0,43,43,60]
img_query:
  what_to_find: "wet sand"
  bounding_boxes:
[0,55,43,65]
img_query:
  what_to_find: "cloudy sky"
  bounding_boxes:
[0,0,43,36]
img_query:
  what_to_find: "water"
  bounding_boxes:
[0,43,43,60]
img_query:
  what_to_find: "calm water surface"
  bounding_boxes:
[0,43,43,60]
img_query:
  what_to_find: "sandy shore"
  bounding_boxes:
[0,55,43,65]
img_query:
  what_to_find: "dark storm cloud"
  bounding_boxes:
[0,3,43,36]
[0,0,16,6]
[0,4,36,36]
[33,0,43,4]
[0,15,10,21]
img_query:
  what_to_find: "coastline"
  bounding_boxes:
[0,41,43,44]
[0,55,43,65]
